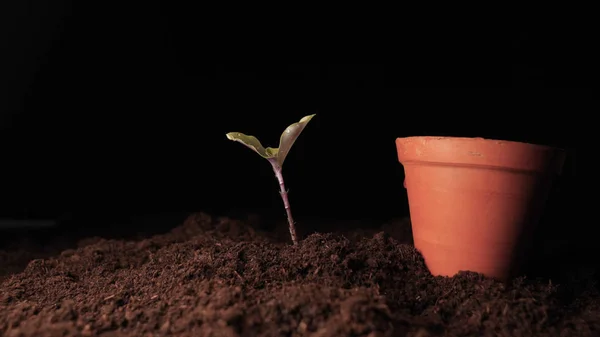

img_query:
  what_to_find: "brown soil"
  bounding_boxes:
[1,213,598,337]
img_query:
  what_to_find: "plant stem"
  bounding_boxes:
[269,159,298,245]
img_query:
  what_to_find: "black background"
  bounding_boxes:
[0,1,583,243]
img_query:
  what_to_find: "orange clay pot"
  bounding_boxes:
[396,136,566,280]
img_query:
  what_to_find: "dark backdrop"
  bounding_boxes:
[0,2,582,235]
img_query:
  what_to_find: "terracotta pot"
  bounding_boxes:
[395,136,566,280]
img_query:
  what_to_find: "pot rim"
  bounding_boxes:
[395,136,566,174]
[397,136,565,151]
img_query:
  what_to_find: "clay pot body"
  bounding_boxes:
[395,136,566,280]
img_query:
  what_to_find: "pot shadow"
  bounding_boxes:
[511,150,593,285]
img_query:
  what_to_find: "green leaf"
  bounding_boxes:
[225,132,278,159]
[276,114,315,167]
[226,114,316,167]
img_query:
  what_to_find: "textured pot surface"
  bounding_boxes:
[396,136,566,280]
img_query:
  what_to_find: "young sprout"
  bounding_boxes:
[226,114,316,245]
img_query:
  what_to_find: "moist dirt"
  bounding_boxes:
[1,213,598,336]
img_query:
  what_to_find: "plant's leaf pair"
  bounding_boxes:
[226,114,316,167]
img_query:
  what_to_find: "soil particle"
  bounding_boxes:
[1,212,598,336]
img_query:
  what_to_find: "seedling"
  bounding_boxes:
[226,114,316,245]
